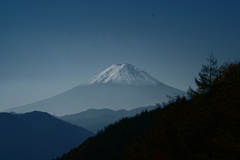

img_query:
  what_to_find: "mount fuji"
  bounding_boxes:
[83,63,162,86]
[4,63,185,116]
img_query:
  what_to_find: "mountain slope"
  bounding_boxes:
[4,63,185,116]
[57,94,240,160]
[0,111,94,160]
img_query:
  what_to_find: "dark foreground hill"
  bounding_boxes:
[0,111,94,160]
[56,61,240,160]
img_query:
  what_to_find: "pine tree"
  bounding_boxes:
[188,53,218,97]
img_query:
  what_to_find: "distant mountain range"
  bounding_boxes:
[4,63,185,116]
[0,111,94,160]
[59,105,157,133]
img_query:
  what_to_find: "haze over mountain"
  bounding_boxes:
[4,64,184,116]
[59,105,157,133]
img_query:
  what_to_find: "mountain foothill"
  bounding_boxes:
[0,111,94,160]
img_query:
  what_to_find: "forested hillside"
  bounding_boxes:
[55,57,240,160]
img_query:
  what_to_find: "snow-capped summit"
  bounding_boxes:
[83,63,162,86]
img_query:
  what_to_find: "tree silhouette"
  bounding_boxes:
[188,53,218,97]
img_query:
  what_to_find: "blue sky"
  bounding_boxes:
[1,0,240,111]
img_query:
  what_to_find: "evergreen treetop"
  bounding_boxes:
[188,53,218,97]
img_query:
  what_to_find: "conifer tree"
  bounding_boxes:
[188,53,218,97]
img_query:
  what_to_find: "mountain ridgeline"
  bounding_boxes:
[5,63,184,116]
[56,60,240,160]
[59,105,157,133]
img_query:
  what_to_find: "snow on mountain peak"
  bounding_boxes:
[83,63,162,86]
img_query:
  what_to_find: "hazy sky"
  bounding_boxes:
[1,0,240,111]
